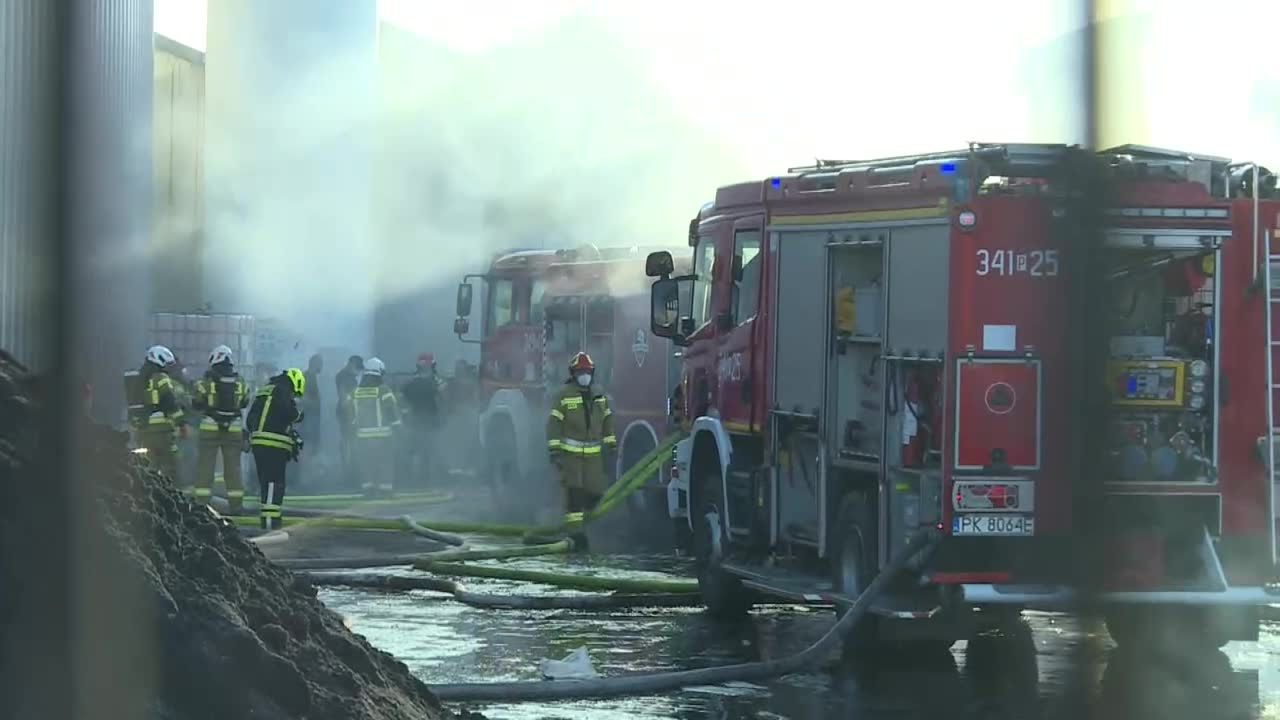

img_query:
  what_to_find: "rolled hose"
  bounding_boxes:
[302,572,703,610]
[428,528,941,702]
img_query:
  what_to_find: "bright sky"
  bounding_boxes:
[154,0,1279,170]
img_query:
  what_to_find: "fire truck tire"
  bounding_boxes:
[831,492,880,655]
[691,458,750,620]
[486,423,524,521]
[1105,606,1230,652]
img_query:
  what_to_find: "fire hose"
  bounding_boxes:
[301,572,703,611]
[426,527,941,702]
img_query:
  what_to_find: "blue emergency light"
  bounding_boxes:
[940,163,957,175]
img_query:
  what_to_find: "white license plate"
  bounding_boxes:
[952,514,1035,536]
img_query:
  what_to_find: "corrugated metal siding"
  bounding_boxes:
[0,1,57,368]
[66,0,153,420]
[153,38,205,311]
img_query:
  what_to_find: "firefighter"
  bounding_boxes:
[335,354,363,489]
[191,345,250,513]
[400,352,444,487]
[124,345,188,481]
[247,368,305,530]
[545,352,616,548]
[350,356,400,497]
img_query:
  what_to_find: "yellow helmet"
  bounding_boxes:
[285,368,305,396]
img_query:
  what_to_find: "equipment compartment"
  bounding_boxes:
[827,239,885,462]
[1102,245,1219,482]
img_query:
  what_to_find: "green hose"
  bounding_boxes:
[412,559,699,594]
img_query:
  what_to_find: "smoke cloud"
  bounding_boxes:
[195,4,742,372]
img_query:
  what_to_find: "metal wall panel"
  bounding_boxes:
[66,0,154,418]
[0,0,58,368]
[152,36,205,311]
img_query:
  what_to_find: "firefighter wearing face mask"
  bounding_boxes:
[192,345,250,513]
[545,352,616,535]
[124,345,188,480]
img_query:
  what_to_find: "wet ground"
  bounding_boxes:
[259,482,1277,720]
[312,547,1277,720]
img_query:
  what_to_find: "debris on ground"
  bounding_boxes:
[0,353,483,720]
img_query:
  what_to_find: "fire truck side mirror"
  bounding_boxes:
[455,283,474,317]
[651,278,683,341]
[453,317,470,336]
[646,250,675,278]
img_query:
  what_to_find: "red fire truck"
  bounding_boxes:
[454,245,687,545]
[647,143,1280,650]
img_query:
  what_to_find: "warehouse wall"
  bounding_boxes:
[0,1,58,368]
[153,34,206,312]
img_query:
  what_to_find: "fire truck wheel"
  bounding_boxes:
[1105,606,1228,653]
[831,492,881,656]
[691,461,750,620]
[486,423,524,521]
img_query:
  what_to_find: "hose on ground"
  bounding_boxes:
[303,572,705,610]
[428,527,941,702]
[412,558,700,594]
[247,530,290,546]
[400,516,465,546]
[273,540,573,571]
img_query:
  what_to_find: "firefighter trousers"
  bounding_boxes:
[355,437,395,497]
[253,447,290,530]
[195,427,245,512]
[137,428,179,483]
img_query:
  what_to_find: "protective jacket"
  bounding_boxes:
[193,364,249,432]
[351,375,401,439]
[246,377,303,455]
[125,363,185,431]
[400,371,443,427]
[545,381,617,495]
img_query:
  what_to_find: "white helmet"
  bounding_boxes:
[209,345,234,366]
[363,357,386,376]
[145,345,176,368]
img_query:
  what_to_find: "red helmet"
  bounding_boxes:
[568,352,594,374]
[417,352,435,367]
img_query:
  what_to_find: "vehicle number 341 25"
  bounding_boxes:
[975,249,1059,277]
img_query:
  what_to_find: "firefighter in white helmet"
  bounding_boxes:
[123,345,188,481]
[191,345,250,513]
[349,357,401,497]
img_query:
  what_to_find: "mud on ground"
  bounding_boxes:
[0,353,481,720]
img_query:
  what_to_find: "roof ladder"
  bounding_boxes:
[1257,162,1277,564]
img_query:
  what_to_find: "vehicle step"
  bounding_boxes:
[722,562,941,619]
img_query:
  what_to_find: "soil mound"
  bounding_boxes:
[0,353,481,719]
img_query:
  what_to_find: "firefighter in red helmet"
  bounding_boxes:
[545,351,616,549]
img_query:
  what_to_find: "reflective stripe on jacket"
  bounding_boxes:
[138,372,184,431]
[194,371,249,432]
[545,382,616,493]
[246,383,301,452]
[352,384,400,439]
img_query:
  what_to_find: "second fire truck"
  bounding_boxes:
[455,244,688,546]
[648,143,1279,650]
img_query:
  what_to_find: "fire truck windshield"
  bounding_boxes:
[485,277,516,336]
[692,236,715,327]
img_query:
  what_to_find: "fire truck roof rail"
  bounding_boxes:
[786,142,1079,177]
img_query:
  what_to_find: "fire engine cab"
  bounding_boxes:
[455,245,686,544]
[648,142,1280,650]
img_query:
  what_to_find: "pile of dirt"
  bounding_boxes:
[0,353,482,720]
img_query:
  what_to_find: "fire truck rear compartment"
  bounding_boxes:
[1102,242,1219,486]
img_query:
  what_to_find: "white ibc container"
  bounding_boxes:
[854,283,881,338]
